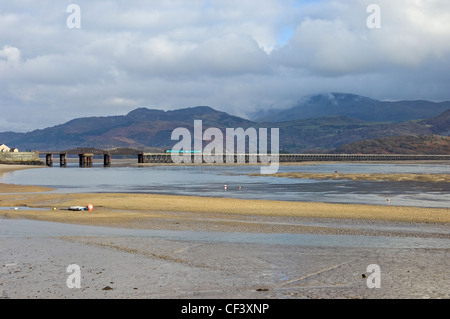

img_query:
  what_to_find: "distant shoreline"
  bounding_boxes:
[248,172,450,183]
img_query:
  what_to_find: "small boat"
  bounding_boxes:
[68,206,87,211]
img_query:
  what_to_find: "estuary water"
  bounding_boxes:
[1,162,449,208]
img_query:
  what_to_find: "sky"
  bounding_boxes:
[1,0,450,132]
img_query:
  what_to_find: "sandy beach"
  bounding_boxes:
[0,164,449,299]
[0,163,43,176]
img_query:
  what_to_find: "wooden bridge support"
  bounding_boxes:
[59,153,67,167]
[104,153,111,167]
[46,154,53,166]
[79,153,94,167]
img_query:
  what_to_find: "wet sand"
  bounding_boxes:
[1,190,449,227]
[249,172,450,183]
[0,164,43,177]
[2,230,449,299]
[0,164,449,299]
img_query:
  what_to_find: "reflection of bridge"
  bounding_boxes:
[38,148,450,167]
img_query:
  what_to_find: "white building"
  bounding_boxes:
[0,144,11,152]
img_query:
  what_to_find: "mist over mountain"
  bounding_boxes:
[252,93,450,123]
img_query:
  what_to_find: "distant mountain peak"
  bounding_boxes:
[297,92,375,105]
[184,105,217,112]
[167,105,221,116]
[127,105,219,117]
[126,107,165,119]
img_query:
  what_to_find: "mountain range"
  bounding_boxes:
[1,93,449,154]
[253,93,450,123]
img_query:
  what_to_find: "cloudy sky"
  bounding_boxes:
[1,0,450,132]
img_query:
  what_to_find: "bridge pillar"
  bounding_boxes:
[104,153,111,167]
[46,154,53,166]
[138,153,146,164]
[59,153,67,167]
[79,153,94,167]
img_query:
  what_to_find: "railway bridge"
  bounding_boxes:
[38,148,450,167]
[39,148,143,167]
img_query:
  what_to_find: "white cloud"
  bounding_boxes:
[0,45,22,69]
[0,0,450,132]
[274,0,450,73]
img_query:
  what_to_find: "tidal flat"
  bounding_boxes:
[0,164,449,299]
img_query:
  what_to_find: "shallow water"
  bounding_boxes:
[1,219,449,249]
[1,162,449,207]
[0,206,47,211]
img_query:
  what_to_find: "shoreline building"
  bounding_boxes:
[0,144,19,152]
[0,144,11,152]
